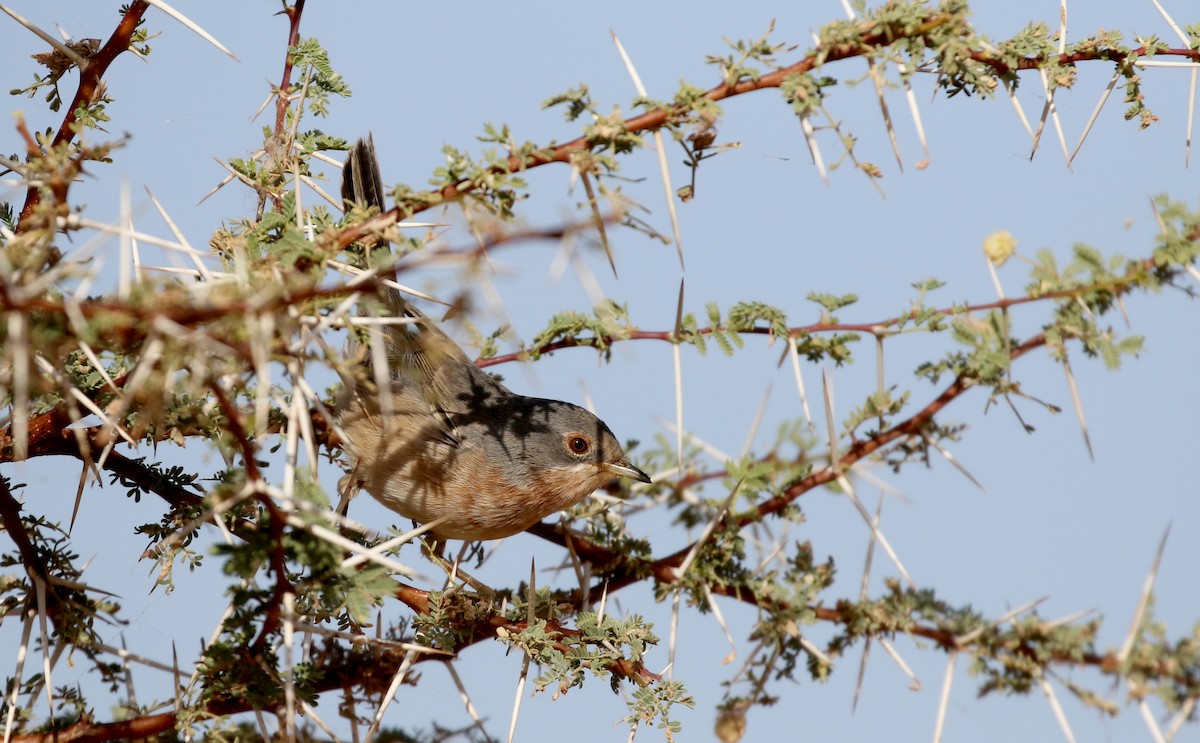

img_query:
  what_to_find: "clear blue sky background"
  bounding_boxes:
[3,2,1199,741]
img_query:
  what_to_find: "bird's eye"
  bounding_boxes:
[565,433,592,456]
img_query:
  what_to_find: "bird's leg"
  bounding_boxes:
[424,544,498,603]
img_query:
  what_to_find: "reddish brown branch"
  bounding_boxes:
[992,44,1200,76]
[250,0,309,216]
[11,711,178,743]
[247,495,297,653]
[0,403,206,511]
[207,381,262,483]
[16,1,149,230]
[273,0,306,138]
[329,12,958,234]
[0,474,53,601]
[476,270,1149,367]
[332,13,1199,232]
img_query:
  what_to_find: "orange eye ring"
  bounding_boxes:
[564,433,592,456]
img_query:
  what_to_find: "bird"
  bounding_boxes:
[336,135,651,541]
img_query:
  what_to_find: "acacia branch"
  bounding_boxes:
[478,266,1159,367]
[16,1,149,229]
[6,609,653,743]
[272,0,306,138]
[562,334,1047,603]
[0,473,52,600]
[326,13,1199,234]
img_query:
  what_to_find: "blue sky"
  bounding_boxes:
[3,2,1199,741]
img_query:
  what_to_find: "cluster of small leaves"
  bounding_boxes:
[412,589,503,653]
[679,299,799,356]
[525,611,660,694]
[527,299,632,360]
[705,20,788,87]
[2,683,95,739]
[141,535,205,597]
[780,72,837,118]
[638,421,815,534]
[832,580,981,647]
[880,417,968,473]
[914,311,1012,385]
[106,456,204,503]
[801,292,866,359]
[288,37,352,118]
[183,485,409,712]
[1151,196,1200,269]
[755,548,837,683]
[489,592,695,737]
[222,495,390,625]
[68,84,113,132]
[574,497,655,573]
[888,277,951,332]
[387,181,449,218]
[987,22,1058,86]
[0,202,15,234]
[623,679,696,742]
[967,611,1101,697]
[0,508,123,651]
[194,583,286,708]
[842,386,911,439]
[726,301,790,341]
[478,122,558,173]
[3,135,119,250]
[9,37,102,111]
[715,543,835,713]
[644,81,725,143]
[910,3,1008,99]
[57,348,126,399]
[793,330,861,365]
[432,142,528,219]
[807,291,859,320]
[215,189,342,272]
[304,538,398,627]
[1031,245,1147,369]
[816,0,945,58]
[1120,610,1200,713]
[467,322,511,360]
[1114,42,1160,129]
[674,303,740,356]
[582,108,645,163]
[542,84,595,123]
[659,519,750,609]
[499,584,574,626]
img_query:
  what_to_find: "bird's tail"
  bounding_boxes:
[340,136,474,394]
[341,134,397,317]
[341,135,387,217]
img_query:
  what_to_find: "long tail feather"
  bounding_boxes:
[340,137,493,405]
[341,134,386,214]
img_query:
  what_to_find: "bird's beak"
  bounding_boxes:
[605,461,652,484]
